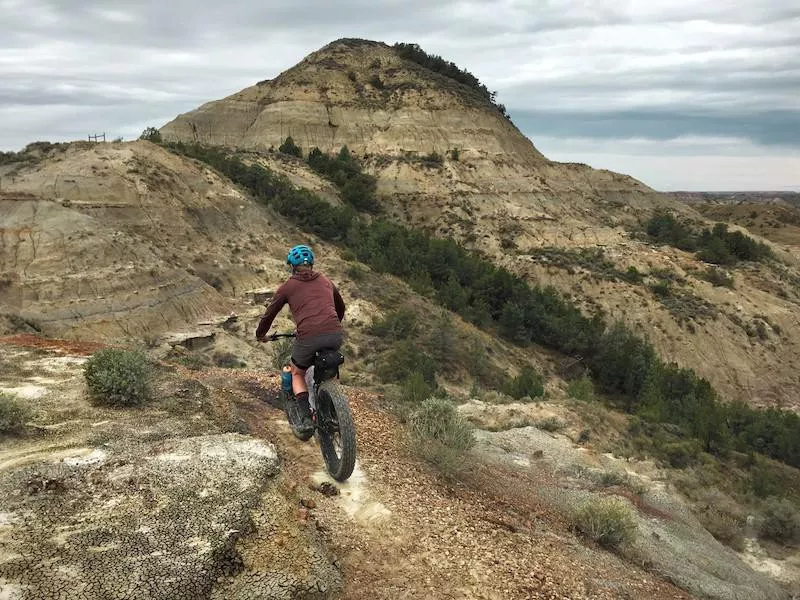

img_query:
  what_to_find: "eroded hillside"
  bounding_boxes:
[2,140,798,599]
[0,141,335,343]
[2,36,799,600]
[2,336,795,600]
[159,38,800,410]
[689,199,800,249]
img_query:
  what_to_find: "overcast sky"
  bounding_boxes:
[2,0,798,191]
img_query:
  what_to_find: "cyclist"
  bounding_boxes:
[256,244,345,434]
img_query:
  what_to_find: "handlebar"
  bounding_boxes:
[262,332,296,341]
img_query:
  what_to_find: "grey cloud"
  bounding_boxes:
[3,0,443,48]
[1,0,799,190]
[0,86,187,107]
[2,102,192,147]
[6,0,796,51]
[534,136,800,191]
[500,67,800,111]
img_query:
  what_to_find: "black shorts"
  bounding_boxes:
[291,331,344,369]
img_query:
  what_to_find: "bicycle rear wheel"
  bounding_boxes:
[315,381,356,482]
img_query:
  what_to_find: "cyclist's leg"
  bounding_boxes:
[290,337,315,396]
[290,361,308,395]
[289,339,316,431]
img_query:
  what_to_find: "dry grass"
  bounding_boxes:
[410,397,475,476]
[0,393,30,434]
[571,497,638,550]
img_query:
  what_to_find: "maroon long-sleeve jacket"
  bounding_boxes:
[255,270,345,339]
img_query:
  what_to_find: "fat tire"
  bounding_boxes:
[316,381,356,482]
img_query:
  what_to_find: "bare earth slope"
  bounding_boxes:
[0,37,797,600]
[689,199,800,249]
[159,38,800,410]
[0,343,343,599]
[0,141,794,598]
[0,141,329,342]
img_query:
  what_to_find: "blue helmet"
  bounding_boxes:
[287,244,314,267]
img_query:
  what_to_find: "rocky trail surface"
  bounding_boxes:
[1,336,792,599]
[213,368,696,600]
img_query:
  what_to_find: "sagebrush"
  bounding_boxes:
[699,507,745,551]
[410,397,475,474]
[368,308,418,341]
[176,352,211,371]
[377,340,436,384]
[84,348,153,406]
[0,393,29,434]
[398,372,436,406]
[410,398,475,449]
[760,497,800,543]
[270,337,294,370]
[567,375,594,402]
[536,417,565,432]
[572,497,637,550]
[213,351,246,369]
[504,365,545,400]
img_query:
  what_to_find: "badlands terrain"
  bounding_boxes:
[1,38,799,599]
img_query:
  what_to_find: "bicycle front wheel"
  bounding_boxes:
[315,381,356,482]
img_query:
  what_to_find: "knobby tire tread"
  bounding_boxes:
[318,380,356,482]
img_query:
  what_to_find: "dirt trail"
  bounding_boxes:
[219,370,694,600]
[0,343,344,600]
[0,335,772,600]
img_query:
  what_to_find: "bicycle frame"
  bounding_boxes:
[262,331,356,481]
[264,331,343,400]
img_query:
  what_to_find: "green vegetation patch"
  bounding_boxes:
[571,497,637,550]
[528,247,630,282]
[760,497,800,544]
[0,141,71,167]
[161,140,800,471]
[567,375,595,402]
[649,279,718,325]
[84,348,154,407]
[392,42,510,119]
[700,267,735,289]
[409,397,475,475]
[306,145,379,213]
[646,211,773,265]
[0,393,30,434]
[278,135,303,158]
[503,365,545,400]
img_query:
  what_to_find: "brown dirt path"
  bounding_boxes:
[0,332,693,599]
[216,369,694,600]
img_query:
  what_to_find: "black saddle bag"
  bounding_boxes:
[313,349,344,382]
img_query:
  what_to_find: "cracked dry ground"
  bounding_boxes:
[208,369,693,600]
